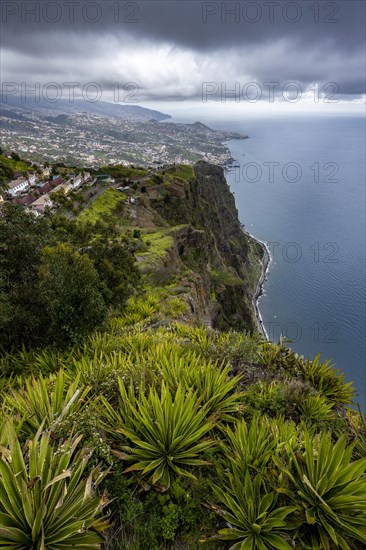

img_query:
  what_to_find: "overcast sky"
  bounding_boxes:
[1,0,365,111]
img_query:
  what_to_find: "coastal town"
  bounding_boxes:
[0,154,97,215]
[0,103,246,168]
[0,149,194,219]
[0,102,247,217]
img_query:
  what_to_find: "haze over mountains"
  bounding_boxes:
[1,94,171,122]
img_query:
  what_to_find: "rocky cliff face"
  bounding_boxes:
[134,161,265,332]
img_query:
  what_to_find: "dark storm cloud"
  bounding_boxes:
[0,0,365,101]
[1,0,364,50]
[124,0,365,52]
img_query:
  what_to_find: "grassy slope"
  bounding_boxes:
[78,188,126,224]
[75,162,263,332]
[0,154,34,173]
[0,161,364,549]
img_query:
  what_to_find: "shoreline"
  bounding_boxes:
[222,143,271,340]
[242,227,271,340]
[253,238,271,340]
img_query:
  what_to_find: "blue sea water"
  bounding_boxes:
[171,113,366,408]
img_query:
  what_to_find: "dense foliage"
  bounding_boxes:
[0,204,140,350]
[1,161,365,549]
[0,422,110,549]
[0,322,365,549]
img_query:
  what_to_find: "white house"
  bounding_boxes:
[71,176,83,190]
[27,173,38,186]
[66,172,91,191]
[7,178,30,197]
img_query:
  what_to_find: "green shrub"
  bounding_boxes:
[161,501,179,540]
[3,370,89,440]
[242,381,288,417]
[223,416,279,477]
[102,382,216,488]
[0,422,110,549]
[300,354,355,404]
[206,471,296,549]
[279,431,366,548]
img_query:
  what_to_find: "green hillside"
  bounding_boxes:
[0,153,34,184]
[0,161,365,550]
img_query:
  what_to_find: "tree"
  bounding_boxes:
[0,158,14,190]
[51,217,141,311]
[0,204,49,349]
[38,243,107,345]
[86,237,141,310]
[0,207,140,351]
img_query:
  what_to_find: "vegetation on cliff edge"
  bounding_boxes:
[0,161,365,549]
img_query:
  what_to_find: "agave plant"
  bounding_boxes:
[86,331,124,355]
[347,405,366,459]
[27,348,70,377]
[102,381,215,488]
[118,297,158,327]
[224,416,280,477]
[103,377,143,433]
[0,414,13,448]
[259,340,283,368]
[117,329,157,355]
[0,421,110,549]
[170,324,212,354]
[3,369,89,439]
[158,349,244,421]
[161,296,188,318]
[279,431,366,548]
[151,345,204,389]
[205,471,296,549]
[0,373,13,397]
[300,354,355,404]
[298,394,335,423]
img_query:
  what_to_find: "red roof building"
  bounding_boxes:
[14,194,37,207]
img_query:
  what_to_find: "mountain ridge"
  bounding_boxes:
[1,95,171,121]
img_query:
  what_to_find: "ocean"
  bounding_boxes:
[170,112,366,408]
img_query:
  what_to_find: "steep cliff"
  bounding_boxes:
[130,161,265,332]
